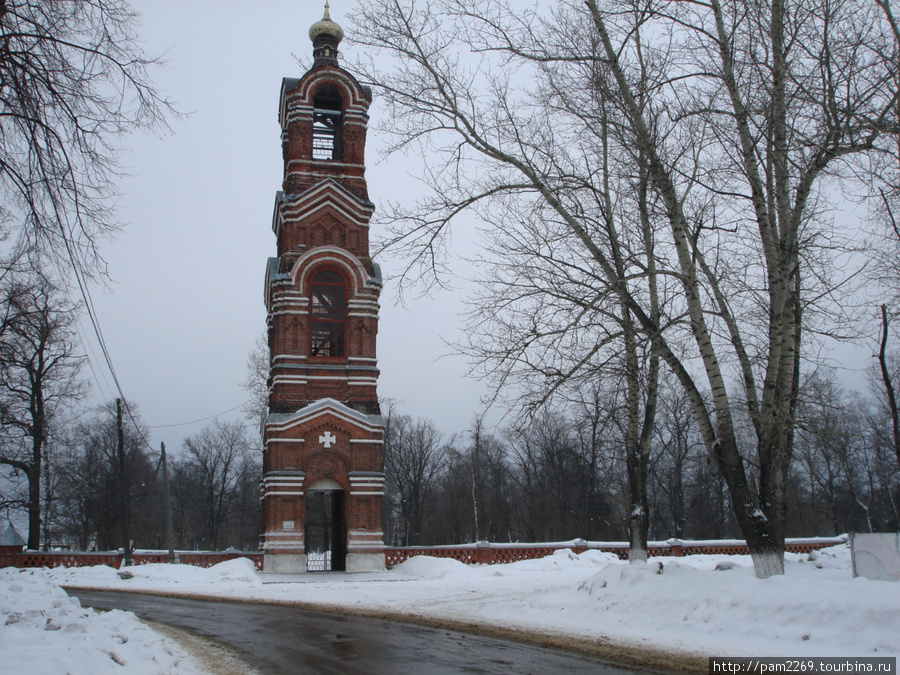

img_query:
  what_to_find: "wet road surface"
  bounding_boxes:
[70,590,642,674]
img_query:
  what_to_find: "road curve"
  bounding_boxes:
[70,590,643,674]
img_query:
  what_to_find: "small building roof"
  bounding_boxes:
[0,524,26,547]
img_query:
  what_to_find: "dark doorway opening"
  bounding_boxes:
[305,488,346,572]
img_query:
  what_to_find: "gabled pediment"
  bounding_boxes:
[272,179,374,236]
[266,397,384,434]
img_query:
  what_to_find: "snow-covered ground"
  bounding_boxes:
[0,567,204,674]
[2,543,898,673]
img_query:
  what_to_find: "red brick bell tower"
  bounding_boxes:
[261,4,384,573]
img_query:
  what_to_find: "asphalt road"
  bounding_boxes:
[70,590,643,674]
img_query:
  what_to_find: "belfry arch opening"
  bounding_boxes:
[305,478,346,572]
[309,268,347,357]
[312,89,342,160]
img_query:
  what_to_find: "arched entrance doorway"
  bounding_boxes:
[305,478,346,572]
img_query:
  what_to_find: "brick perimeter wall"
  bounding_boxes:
[0,538,845,571]
[382,537,847,568]
[0,551,264,571]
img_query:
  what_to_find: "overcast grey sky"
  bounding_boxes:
[85,0,490,450]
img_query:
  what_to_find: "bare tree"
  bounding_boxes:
[53,400,154,550]
[351,0,898,576]
[793,370,900,534]
[240,333,269,424]
[383,413,446,545]
[866,53,900,472]
[0,0,174,276]
[877,306,900,471]
[0,275,87,548]
[430,445,473,543]
[465,417,514,542]
[506,411,598,541]
[572,386,623,540]
[649,375,707,539]
[860,388,900,530]
[181,419,255,550]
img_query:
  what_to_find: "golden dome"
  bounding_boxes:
[309,2,344,43]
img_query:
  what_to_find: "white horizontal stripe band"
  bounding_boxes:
[285,163,367,172]
[301,375,378,382]
[263,532,305,539]
[270,302,308,310]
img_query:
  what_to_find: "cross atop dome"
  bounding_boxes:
[309,1,343,65]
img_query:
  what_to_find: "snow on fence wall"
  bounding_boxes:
[0,537,846,571]
[0,550,264,571]
[382,537,848,568]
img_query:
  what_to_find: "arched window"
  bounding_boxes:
[312,90,342,161]
[309,269,346,357]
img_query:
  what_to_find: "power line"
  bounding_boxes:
[60,254,249,439]
[147,402,247,429]
[49,200,251,446]
[55,215,156,453]
[55,237,249,438]
[72,315,114,402]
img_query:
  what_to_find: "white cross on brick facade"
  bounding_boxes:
[319,430,337,448]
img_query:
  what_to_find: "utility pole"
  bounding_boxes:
[160,442,176,564]
[116,399,132,565]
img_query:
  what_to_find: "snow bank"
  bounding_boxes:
[393,555,469,579]
[572,546,895,656]
[0,568,202,674]
[40,557,261,589]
